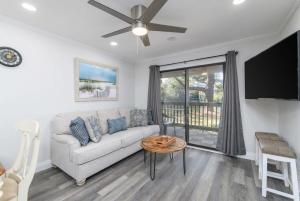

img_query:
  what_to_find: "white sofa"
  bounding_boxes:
[51,108,159,185]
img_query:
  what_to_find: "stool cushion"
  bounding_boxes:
[255,132,281,141]
[259,139,296,159]
[0,178,18,201]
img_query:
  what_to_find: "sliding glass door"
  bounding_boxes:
[187,64,224,149]
[160,70,186,141]
[160,63,224,150]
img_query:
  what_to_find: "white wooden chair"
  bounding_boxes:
[0,121,40,201]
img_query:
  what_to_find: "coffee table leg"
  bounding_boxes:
[150,152,156,180]
[169,152,174,160]
[183,148,186,175]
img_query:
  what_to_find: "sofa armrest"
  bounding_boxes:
[51,134,81,166]
[52,134,81,150]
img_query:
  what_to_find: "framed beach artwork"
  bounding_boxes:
[74,58,118,101]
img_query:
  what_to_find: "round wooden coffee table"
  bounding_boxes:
[141,135,187,180]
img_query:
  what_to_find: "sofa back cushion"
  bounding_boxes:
[97,109,120,134]
[53,111,97,135]
[118,108,131,127]
[69,117,90,146]
[107,117,127,134]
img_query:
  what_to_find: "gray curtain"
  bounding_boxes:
[147,65,163,131]
[216,51,246,156]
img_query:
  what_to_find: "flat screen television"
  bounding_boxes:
[245,31,300,100]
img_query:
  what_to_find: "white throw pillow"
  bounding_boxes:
[84,115,102,142]
[118,108,131,127]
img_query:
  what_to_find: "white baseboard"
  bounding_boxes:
[36,160,52,172]
[188,146,255,161]
[237,151,255,161]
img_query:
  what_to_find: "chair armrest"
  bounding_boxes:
[51,134,80,150]
[5,171,22,183]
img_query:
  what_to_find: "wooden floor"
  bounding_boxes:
[29,148,292,201]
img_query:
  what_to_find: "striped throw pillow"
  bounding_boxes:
[70,117,90,146]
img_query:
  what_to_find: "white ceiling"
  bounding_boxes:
[0,0,298,62]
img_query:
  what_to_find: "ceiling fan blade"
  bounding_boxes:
[140,0,168,23]
[102,27,132,38]
[88,0,135,24]
[148,23,187,33]
[140,35,150,47]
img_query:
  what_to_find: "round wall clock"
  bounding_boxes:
[0,47,22,67]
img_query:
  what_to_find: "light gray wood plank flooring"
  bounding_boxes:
[29,148,292,201]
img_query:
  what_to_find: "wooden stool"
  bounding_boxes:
[260,139,299,201]
[255,132,282,166]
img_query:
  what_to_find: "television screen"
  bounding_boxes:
[245,31,299,100]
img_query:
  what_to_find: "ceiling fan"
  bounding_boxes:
[88,0,187,47]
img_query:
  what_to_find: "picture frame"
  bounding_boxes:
[74,58,119,101]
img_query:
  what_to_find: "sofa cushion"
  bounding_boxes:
[116,127,144,147]
[69,117,90,146]
[141,125,160,137]
[115,125,159,147]
[97,109,120,134]
[108,117,127,134]
[72,134,122,165]
[53,111,97,135]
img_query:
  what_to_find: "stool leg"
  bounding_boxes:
[262,154,268,197]
[259,148,262,180]
[290,159,299,201]
[283,162,289,187]
[256,139,259,166]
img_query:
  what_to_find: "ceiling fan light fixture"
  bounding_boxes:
[21,2,37,12]
[132,22,148,36]
[110,41,118,46]
[233,0,246,5]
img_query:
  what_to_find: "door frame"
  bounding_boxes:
[160,62,226,150]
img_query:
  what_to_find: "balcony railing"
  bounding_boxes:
[161,102,222,132]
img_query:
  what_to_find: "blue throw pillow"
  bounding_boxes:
[70,117,90,146]
[107,116,127,134]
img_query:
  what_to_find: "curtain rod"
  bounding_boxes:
[158,51,238,67]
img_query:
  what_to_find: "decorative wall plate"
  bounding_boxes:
[0,47,22,67]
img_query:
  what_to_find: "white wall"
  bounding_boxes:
[0,16,135,171]
[277,4,300,161]
[134,34,280,159]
